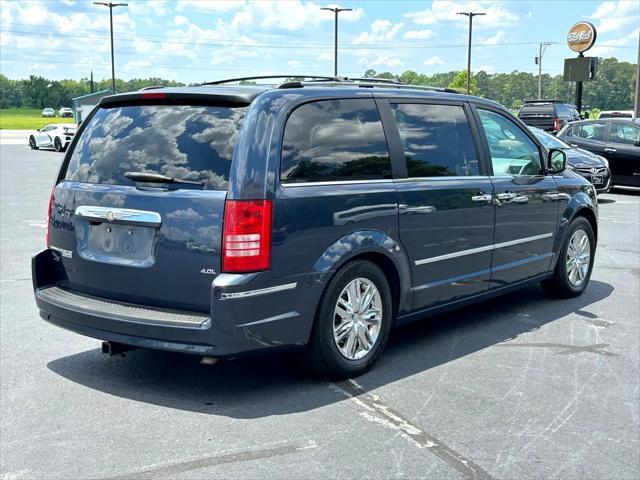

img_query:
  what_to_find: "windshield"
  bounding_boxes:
[531,128,570,149]
[65,104,247,190]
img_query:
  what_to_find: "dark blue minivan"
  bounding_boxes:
[33,77,598,379]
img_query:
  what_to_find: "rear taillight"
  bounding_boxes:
[45,188,55,248]
[222,200,272,273]
[553,117,561,131]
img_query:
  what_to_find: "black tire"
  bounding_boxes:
[306,259,393,380]
[542,217,595,298]
[54,137,62,152]
[29,136,38,150]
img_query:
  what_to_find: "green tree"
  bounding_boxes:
[447,70,479,95]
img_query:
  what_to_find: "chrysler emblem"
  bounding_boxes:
[105,211,115,222]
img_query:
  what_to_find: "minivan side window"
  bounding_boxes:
[391,103,479,177]
[478,109,542,176]
[280,99,391,183]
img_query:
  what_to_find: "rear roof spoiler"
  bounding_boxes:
[98,87,264,107]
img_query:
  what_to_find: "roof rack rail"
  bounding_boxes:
[522,99,564,103]
[140,85,164,90]
[202,75,346,86]
[345,77,402,84]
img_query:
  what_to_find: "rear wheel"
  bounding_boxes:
[306,260,393,379]
[542,217,595,298]
[54,137,62,152]
[29,136,38,150]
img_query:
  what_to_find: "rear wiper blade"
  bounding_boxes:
[124,172,204,186]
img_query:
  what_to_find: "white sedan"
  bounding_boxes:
[28,124,76,152]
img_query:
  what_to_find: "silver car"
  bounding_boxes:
[41,108,55,117]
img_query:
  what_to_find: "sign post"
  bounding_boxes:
[565,21,597,114]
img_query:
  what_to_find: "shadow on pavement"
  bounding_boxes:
[47,280,613,418]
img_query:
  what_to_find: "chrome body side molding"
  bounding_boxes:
[219,282,298,300]
[414,233,554,266]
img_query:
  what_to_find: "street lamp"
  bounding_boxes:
[94,2,128,94]
[457,11,485,94]
[321,6,352,76]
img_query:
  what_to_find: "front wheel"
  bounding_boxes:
[29,136,38,150]
[542,217,595,298]
[306,260,393,380]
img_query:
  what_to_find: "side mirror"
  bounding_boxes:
[634,140,640,147]
[547,148,567,174]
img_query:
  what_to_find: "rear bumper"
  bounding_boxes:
[33,249,322,356]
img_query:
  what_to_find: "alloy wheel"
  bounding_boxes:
[333,277,383,360]
[566,228,591,287]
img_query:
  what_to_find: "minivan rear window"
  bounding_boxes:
[65,104,247,190]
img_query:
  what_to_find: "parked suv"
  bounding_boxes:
[33,77,598,379]
[518,100,581,133]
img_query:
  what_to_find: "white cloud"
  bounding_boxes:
[204,1,363,32]
[405,1,519,28]
[231,10,252,30]
[317,52,333,61]
[174,15,189,26]
[287,60,302,67]
[590,27,639,56]
[176,0,245,12]
[403,29,437,40]
[356,55,403,70]
[482,30,506,45]
[475,64,495,74]
[590,0,639,34]
[424,56,445,66]
[354,20,404,44]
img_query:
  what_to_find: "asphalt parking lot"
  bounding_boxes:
[1,143,639,480]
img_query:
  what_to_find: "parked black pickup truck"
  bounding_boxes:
[518,100,581,134]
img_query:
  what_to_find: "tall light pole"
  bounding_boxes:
[94,2,128,93]
[457,11,485,94]
[321,6,352,76]
[634,28,639,118]
[535,42,552,99]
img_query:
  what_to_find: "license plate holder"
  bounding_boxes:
[75,221,157,267]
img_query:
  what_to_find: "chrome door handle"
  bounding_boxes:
[496,192,517,200]
[471,193,493,202]
[604,148,616,153]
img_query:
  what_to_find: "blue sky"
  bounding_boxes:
[0,0,638,83]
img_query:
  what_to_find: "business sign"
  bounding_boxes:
[564,57,598,82]
[567,21,597,53]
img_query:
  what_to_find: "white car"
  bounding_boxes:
[41,108,55,117]
[28,124,76,152]
[58,107,73,118]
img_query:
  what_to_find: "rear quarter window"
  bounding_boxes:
[65,104,247,190]
[280,98,391,183]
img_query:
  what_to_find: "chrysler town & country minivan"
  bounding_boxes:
[33,77,598,378]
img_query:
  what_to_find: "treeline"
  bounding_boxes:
[0,75,185,109]
[367,57,636,111]
[0,57,636,110]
